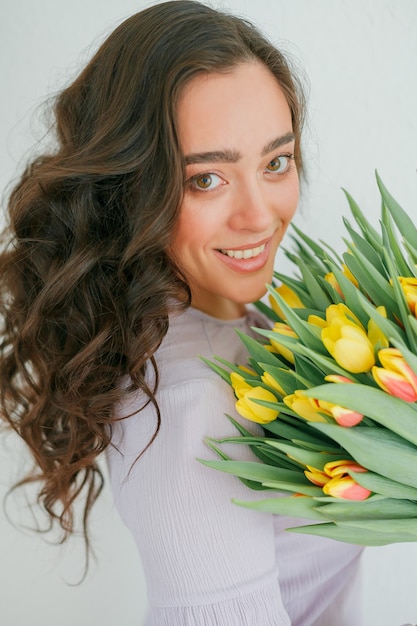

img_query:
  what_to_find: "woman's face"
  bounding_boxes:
[170,61,299,320]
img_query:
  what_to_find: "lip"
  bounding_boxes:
[214,237,273,273]
[217,236,272,252]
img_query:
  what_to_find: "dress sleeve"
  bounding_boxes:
[108,376,292,626]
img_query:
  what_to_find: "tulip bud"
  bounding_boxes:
[321,304,375,373]
[398,277,417,316]
[269,284,305,320]
[235,386,279,424]
[372,348,417,402]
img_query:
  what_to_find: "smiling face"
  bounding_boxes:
[170,61,300,320]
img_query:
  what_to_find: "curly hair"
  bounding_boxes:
[0,0,306,554]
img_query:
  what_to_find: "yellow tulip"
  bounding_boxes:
[269,322,298,364]
[284,391,327,423]
[269,284,305,320]
[230,372,254,399]
[324,272,342,296]
[235,386,279,424]
[321,304,375,373]
[342,263,359,288]
[398,277,417,317]
[261,371,286,396]
[308,314,327,328]
[367,306,389,349]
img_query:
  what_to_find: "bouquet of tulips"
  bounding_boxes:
[200,172,417,546]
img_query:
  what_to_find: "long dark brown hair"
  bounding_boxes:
[0,0,305,556]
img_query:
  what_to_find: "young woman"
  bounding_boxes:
[0,1,363,624]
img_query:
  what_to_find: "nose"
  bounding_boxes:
[228,178,279,233]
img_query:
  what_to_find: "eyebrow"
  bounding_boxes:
[184,131,295,165]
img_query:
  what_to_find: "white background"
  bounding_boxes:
[1,1,417,624]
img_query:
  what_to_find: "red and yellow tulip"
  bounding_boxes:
[305,459,371,500]
[372,348,417,402]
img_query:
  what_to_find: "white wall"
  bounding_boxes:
[1,1,417,624]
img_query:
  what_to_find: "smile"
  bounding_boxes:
[220,244,266,259]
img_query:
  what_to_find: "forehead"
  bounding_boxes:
[176,62,293,156]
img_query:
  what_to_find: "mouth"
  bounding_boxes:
[219,243,266,260]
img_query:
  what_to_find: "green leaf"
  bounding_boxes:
[376,171,417,252]
[266,285,327,354]
[199,356,232,384]
[260,480,323,496]
[287,520,417,546]
[272,272,315,309]
[343,188,383,250]
[293,354,326,387]
[359,294,407,345]
[258,362,303,395]
[324,261,369,328]
[337,517,417,537]
[197,458,309,486]
[383,252,417,352]
[262,416,335,447]
[342,250,398,315]
[312,423,417,489]
[253,299,281,323]
[342,217,386,276]
[381,208,413,277]
[233,494,327,520]
[266,440,349,470]
[349,470,417,500]
[295,259,332,310]
[235,330,288,369]
[318,496,417,521]
[304,383,417,445]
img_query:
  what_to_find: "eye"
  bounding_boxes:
[266,154,293,174]
[188,172,224,192]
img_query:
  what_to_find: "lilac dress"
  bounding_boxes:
[107,307,363,625]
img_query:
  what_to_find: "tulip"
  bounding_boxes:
[308,314,327,328]
[304,459,371,500]
[342,262,359,288]
[324,374,353,384]
[304,465,330,487]
[323,459,368,477]
[398,277,417,316]
[313,396,363,427]
[326,403,364,427]
[269,322,298,364]
[372,348,417,402]
[235,386,279,424]
[261,371,286,396]
[230,372,254,398]
[284,391,327,423]
[321,304,375,373]
[269,284,305,320]
[323,460,370,500]
[325,264,359,298]
[324,272,342,296]
[367,306,389,350]
[323,476,371,500]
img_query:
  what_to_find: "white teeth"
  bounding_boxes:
[220,244,265,259]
